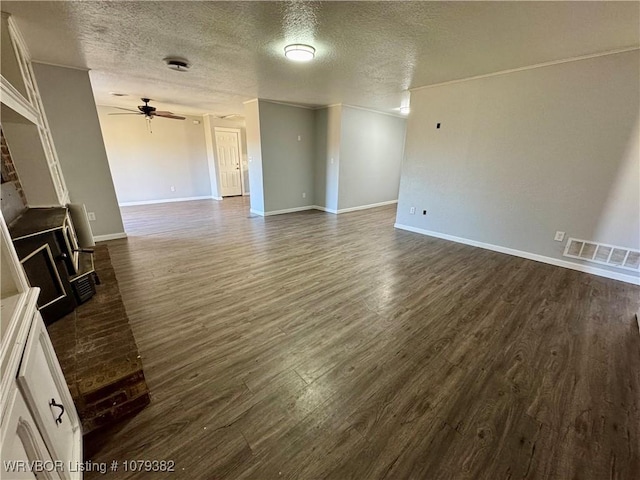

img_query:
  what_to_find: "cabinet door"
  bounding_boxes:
[1,387,62,480]
[17,312,82,480]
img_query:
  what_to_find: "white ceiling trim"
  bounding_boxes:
[335,103,407,119]
[257,99,317,110]
[242,99,406,119]
[32,60,90,72]
[411,46,640,92]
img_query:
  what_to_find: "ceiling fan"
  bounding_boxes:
[108,98,186,121]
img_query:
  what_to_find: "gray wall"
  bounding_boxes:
[338,106,405,210]
[258,101,315,213]
[396,50,639,276]
[314,106,340,211]
[97,105,210,204]
[245,100,265,213]
[33,63,125,237]
[249,101,404,214]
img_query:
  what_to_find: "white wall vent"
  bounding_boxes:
[563,238,640,271]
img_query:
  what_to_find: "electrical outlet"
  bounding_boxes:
[297,135,302,141]
[302,192,306,199]
[87,212,96,221]
[410,207,416,214]
[554,231,565,242]
[170,185,176,192]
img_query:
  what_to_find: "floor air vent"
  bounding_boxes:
[564,238,640,271]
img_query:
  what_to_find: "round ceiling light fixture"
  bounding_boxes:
[163,57,190,72]
[284,44,315,62]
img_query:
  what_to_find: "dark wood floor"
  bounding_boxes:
[85,197,640,479]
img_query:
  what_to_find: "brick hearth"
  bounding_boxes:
[48,244,150,433]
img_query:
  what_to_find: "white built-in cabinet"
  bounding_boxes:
[1,214,82,479]
[2,382,62,480]
[1,12,69,207]
[1,10,82,480]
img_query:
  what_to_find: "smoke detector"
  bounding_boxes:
[163,57,190,72]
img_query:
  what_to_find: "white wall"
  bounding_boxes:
[245,100,265,213]
[396,50,640,279]
[314,106,341,211]
[203,115,221,200]
[32,63,125,237]
[1,14,27,100]
[97,106,211,204]
[0,121,61,207]
[338,106,405,210]
[203,115,249,199]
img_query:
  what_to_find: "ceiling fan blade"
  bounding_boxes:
[154,111,174,115]
[112,107,140,113]
[155,113,186,120]
[108,112,143,115]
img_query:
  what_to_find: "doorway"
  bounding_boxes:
[215,127,244,196]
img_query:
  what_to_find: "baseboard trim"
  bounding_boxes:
[119,196,214,206]
[336,200,398,214]
[313,205,339,214]
[260,202,397,216]
[263,206,316,216]
[394,223,640,286]
[94,232,128,242]
[312,200,397,215]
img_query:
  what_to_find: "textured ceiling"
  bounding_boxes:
[2,1,639,116]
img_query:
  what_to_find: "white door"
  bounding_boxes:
[2,389,62,480]
[17,313,82,480]
[215,129,242,197]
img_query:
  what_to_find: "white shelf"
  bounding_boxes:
[0,74,39,125]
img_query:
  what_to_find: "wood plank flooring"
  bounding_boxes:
[84,197,640,479]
